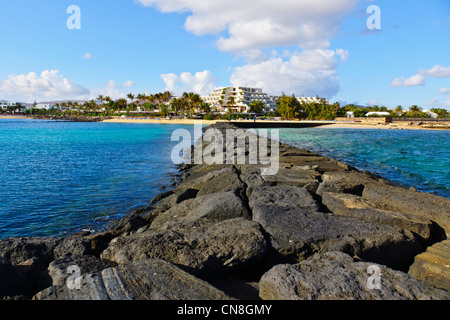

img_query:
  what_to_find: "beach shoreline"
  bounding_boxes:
[2,115,449,130]
[102,117,450,130]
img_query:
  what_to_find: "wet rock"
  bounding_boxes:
[259,251,450,300]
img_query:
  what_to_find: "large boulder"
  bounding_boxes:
[178,165,244,196]
[34,259,232,300]
[101,218,268,280]
[259,251,450,300]
[48,255,117,287]
[252,205,422,269]
[150,191,250,229]
[261,168,321,188]
[316,171,384,197]
[362,183,450,236]
[0,237,91,265]
[322,192,434,241]
[409,239,450,291]
[249,185,319,213]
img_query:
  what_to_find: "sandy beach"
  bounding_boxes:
[324,122,450,130]
[102,117,450,130]
[0,115,30,120]
[101,117,219,125]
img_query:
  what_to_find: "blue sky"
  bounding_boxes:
[0,0,449,109]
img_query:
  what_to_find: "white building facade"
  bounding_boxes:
[0,100,17,109]
[202,87,277,113]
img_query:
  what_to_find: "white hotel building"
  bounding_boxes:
[202,87,278,114]
[202,87,328,114]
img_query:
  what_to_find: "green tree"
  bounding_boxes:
[249,100,265,114]
[276,93,301,119]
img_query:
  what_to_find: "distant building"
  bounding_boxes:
[36,103,55,110]
[0,100,17,109]
[202,86,277,113]
[296,96,329,104]
[423,110,438,118]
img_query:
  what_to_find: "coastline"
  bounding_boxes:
[0,122,448,300]
[102,117,450,130]
[2,115,449,130]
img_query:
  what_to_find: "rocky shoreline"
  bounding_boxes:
[1,122,449,300]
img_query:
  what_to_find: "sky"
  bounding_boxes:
[0,0,449,109]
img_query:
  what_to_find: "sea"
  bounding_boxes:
[0,119,449,239]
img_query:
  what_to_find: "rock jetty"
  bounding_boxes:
[1,122,449,300]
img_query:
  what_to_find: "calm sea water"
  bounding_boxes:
[0,120,449,239]
[272,127,450,199]
[0,119,194,239]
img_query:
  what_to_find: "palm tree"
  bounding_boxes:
[127,93,135,104]
[409,105,421,116]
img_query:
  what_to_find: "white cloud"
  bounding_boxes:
[419,65,450,78]
[82,52,92,60]
[439,87,450,94]
[89,80,128,100]
[138,0,358,52]
[390,74,425,87]
[139,0,357,98]
[390,65,450,88]
[335,48,350,62]
[0,70,90,101]
[120,80,134,88]
[161,70,218,96]
[230,49,342,97]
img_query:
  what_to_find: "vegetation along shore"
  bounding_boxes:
[2,90,450,130]
[0,122,449,300]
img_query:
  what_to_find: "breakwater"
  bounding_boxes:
[0,122,449,300]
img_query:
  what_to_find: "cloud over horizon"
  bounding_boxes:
[161,70,218,96]
[0,70,90,102]
[391,65,450,87]
[139,0,358,98]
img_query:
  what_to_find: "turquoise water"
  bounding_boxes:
[273,127,450,199]
[0,119,193,239]
[0,121,449,239]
